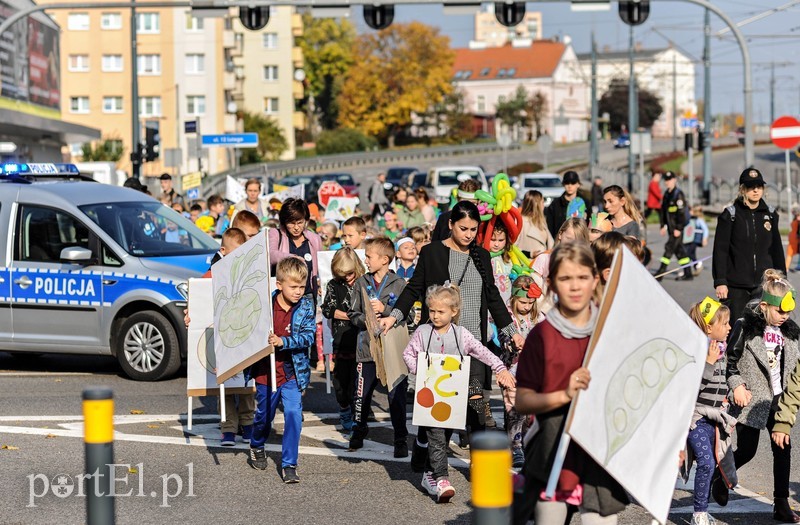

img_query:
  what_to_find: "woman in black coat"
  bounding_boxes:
[381,201,524,447]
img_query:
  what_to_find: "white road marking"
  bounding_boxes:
[672,470,774,514]
[0,371,93,376]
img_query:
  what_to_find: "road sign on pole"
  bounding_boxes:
[770,116,800,213]
[201,133,258,148]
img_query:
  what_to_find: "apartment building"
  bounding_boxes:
[53,3,238,177]
[231,6,305,161]
[471,4,543,49]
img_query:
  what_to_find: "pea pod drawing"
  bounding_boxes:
[214,244,267,348]
[604,338,694,462]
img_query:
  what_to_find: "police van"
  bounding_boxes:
[0,163,218,380]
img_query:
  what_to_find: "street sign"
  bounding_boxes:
[183,171,202,189]
[186,188,200,200]
[185,121,197,134]
[317,181,346,208]
[201,133,258,148]
[164,148,182,168]
[496,133,511,149]
[536,134,553,154]
[680,118,698,129]
[631,132,652,155]
[770,116,800,150]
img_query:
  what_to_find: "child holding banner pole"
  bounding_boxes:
[513,241,628,525]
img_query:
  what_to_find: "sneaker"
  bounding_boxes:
[485,403,496,428]
[282,466,300,483]
[349,428,367,451]
[457,431,469,449]
[241,425,253,444]
[394,440,409,458]
[410,440,428,473]
[247,447,267,470]
[421,471,437,497]
[435,478,456,503]
[691,512,717,525]
[512,448,524,469]
[220,432,236,446]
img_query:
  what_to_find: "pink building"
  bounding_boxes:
[452,39,589,143]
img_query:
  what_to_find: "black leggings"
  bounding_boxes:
[733,401,792,498]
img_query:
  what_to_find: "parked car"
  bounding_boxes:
[613,134,631,149]
[386,167,417,188]
[0,162,219,381]
[404,171,429,191]
[514,173,564,207]
[427,166,488,206]
[319,173,360,198]
[735,126,745,146]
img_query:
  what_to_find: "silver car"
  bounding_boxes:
[0,163,218,380]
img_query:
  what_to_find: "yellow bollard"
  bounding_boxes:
[83,388,115,525]
[471,431,512,524]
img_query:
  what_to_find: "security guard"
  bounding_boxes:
[656,171,692,281]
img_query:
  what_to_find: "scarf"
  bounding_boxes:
[547,302,598,339]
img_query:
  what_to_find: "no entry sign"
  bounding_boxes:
[770,116,800,150]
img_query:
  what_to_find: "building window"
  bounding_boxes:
[137,54,161,75]
[67,13,90,31]
[263,65,278,81]
[185,15,204,31]
[136,13,160,33]
[100,12,122,29]
[185,54,205,74]
[70,96,90,114]
[262,33,278,49]
[101,54,123,72]
[477,95,486,113]
[186,95,206,116]
[139,96,162,117]
[68,54,89,72]
[264,97,279,114]
[480,67,490,76]
[102,96,123,113]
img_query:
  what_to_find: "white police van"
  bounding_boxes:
[0,163,218,380]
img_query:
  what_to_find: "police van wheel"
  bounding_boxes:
[116,311,180,381]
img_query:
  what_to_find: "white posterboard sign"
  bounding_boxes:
[265,184,304,203]
[212,232,273,383]
[324,197,360,221]
[412,353,470,429]
[563,247,706,524]
[186,278,254,396]
[225,175,247,203]
[318,249,366,356]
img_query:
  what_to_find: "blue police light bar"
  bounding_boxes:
[0,163,80,176]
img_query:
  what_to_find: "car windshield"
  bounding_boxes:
[79,201,219,257]
[386,168,415,183]
[437,169,481,186]
[325,174,355,186]
[524,177,562,188]
[280,176,313,186]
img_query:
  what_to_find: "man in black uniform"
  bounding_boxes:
[655,171,692,281]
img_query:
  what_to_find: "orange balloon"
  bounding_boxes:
[417,387,434,408]
[431,401,452,422]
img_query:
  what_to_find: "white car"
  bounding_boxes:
[514,173,564,206]
[427,166,488,206]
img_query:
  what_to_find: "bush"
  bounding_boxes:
[315,128,378,155]
[506,162,544,178]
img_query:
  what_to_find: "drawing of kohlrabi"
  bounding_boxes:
[604,338,694,462]
[214,244,267,348]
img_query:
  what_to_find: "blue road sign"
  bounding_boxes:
[201,133,258,148]
[681,118,698,128]
[184,121,197,134]
[186,188,200,200]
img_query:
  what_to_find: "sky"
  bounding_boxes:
[350,1,800,125]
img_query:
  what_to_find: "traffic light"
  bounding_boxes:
[495,2,525,27]
[618,0,650,26]
[697,129,706,151]
[239,6,270,31]
[363,4,394,30]
[144,123,160,162]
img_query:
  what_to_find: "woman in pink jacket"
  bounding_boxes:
[268,198,322,300]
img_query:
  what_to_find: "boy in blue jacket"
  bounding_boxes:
[247,256,314,483]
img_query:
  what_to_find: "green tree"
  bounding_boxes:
[527,91,548,139]
[297,13,356,132]
[338,22,454,148]
[239,111,287,164]
[495,85,529,130]
[440,89,473,143]
[80,138,124,162]
[599,77,664,132]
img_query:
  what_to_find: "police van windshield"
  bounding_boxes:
[79,201,219,257]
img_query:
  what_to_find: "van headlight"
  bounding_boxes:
[176,282,189,300]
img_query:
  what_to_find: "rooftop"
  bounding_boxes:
[452,40,566,81]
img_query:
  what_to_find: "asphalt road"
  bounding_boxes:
[2,229,799,525]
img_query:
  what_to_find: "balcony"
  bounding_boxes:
[223,71,236,91]
[292,80,304,100]
[291,13,303,37]
[226,31,244,58]
[293,111,306,130]
[223,113,238,133]
[292,47,303,68]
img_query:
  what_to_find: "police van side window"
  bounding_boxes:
[16,206,91,263]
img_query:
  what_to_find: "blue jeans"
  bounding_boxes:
[687,417,716,512]
[250,380,302,468]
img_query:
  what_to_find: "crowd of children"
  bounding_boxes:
[180,171,800,524]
